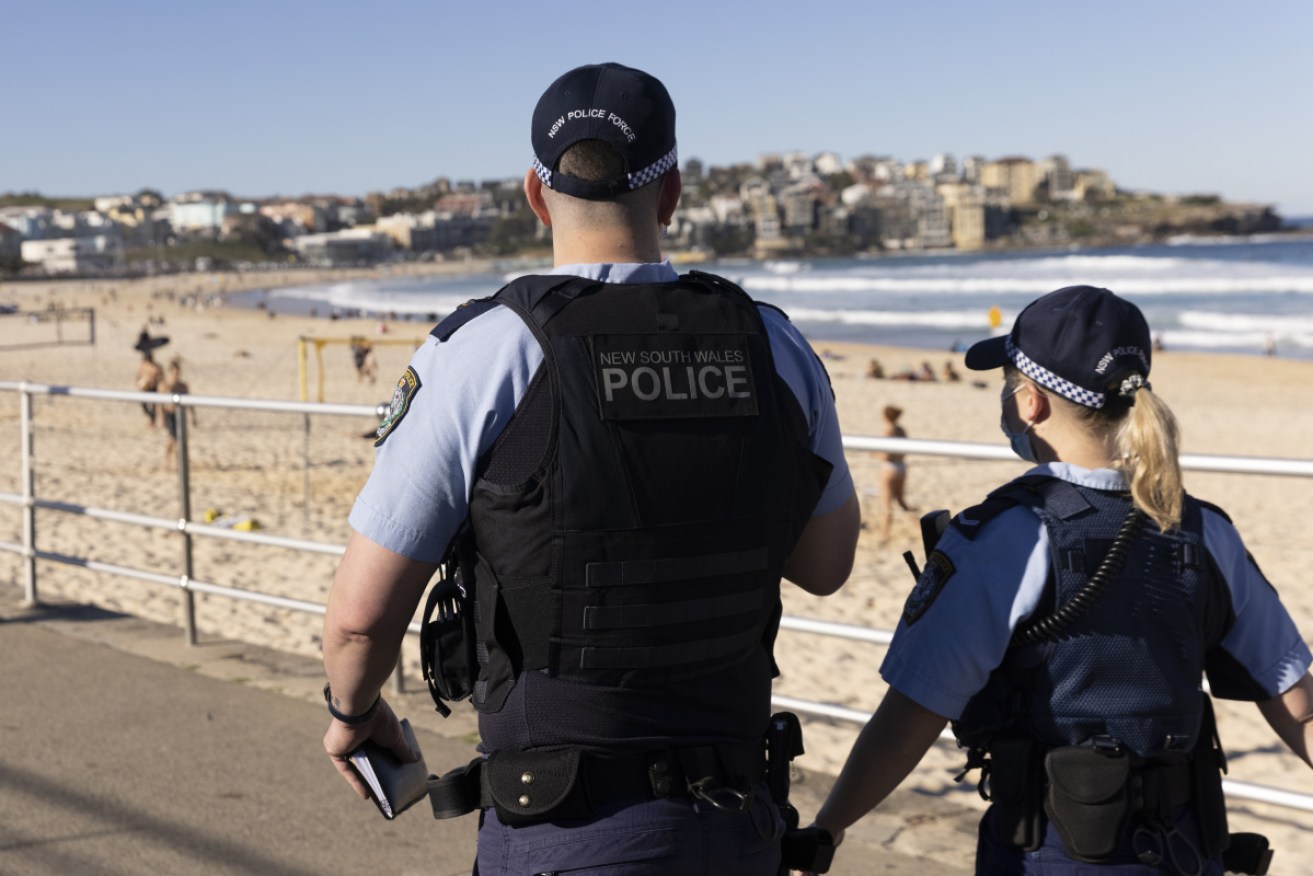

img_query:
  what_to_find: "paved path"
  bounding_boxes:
[0,589,972,875]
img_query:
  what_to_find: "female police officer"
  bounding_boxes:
[804,285,1313,875]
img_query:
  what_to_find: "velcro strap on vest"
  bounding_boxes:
[585,547,768,587]
[584,590,761,630]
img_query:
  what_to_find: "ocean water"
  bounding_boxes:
[239,235,1313,360]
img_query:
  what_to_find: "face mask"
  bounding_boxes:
[1000,385,1039,462]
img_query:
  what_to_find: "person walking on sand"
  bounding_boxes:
[878,404,913,542]
[135,345,164,429]
[801,285,1312,876]
[160,357,195,465]
[351,336,378,384]
[320,62,860,875]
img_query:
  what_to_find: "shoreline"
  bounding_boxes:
[11,239,1305,363]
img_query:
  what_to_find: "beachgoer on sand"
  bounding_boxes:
[134,329,166,429]
[804,285,1313,876]
[350,336,378,384]
[161,356,195,465]
[320,62,860,875]
[877,405,914,542]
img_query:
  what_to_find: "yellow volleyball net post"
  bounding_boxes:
[295,334,426,524]
[296,335,426,402]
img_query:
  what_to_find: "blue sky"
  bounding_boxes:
[5,0,1312,215]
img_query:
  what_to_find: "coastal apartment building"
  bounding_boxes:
[20,235,124,273]
[936,181,987,251]
[980,157,1042,206]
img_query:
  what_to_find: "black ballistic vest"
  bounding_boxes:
[954,476,1223,759]
[435,272,831,732]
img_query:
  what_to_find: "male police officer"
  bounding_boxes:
[321,62,860,875]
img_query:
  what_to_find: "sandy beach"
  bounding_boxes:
[2,269,1310,872]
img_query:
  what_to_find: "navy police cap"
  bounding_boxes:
[531,62,678,201]
[965,285,1152,410]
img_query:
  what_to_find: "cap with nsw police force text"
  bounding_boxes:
[964,285,1152,410]
[531,62,677,201]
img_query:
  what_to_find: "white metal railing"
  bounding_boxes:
[2,380,1311,817]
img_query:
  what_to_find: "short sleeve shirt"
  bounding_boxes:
[349,261,852,564]
[880,462,1312,720]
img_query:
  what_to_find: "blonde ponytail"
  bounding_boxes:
[1115,388,1184,531]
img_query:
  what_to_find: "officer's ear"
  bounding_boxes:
[1023,380,1052,425]
[524,168,552,227]
[657,169,681,227]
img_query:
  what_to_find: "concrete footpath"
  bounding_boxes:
[0,588,973,875]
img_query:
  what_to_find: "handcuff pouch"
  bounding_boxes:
[484,749,591,826]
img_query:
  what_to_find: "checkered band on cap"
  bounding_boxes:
[532,156,553,189]
[1006,338,1107,409]
[628,145,678,190]
[533,146,677,194]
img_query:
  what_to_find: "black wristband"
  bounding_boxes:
[323,683,381,725]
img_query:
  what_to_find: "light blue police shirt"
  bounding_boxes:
[349,261,853,564]
[880,462,1312,720]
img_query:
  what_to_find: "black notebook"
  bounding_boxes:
[348,718,429,819]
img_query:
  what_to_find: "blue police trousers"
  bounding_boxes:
[974,805,1224,875]
[473,783,784,875]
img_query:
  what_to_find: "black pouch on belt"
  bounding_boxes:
[1043,744,1133,863]
[419,564,477,717]
[483,749,593,827]
[988,736,1045,851]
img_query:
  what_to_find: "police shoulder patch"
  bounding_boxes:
[374,366,421,446]
[902,549,955,626]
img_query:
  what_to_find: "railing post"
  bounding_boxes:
[175,394,197,645]
[19,383,37,607]
[302,412,311,529]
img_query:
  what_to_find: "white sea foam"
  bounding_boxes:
[784,307,993,329]
[740,274,1313,296]
[1178,311,1313,335]
[1159,329,1313,351]
[261,240,1313,357]
[269,283,474,315]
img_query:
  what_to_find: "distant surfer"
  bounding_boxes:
[134,326,168,429]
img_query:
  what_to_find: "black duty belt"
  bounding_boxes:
[428,743,766,827]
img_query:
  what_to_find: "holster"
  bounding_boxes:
[419,533,478,718]
[1224,833,1274,876]
[781,827,835,874]
[1192,695,1231,860]
[987,736,1046,852]
[1043,744,1133,863]
[768,712,835,875]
